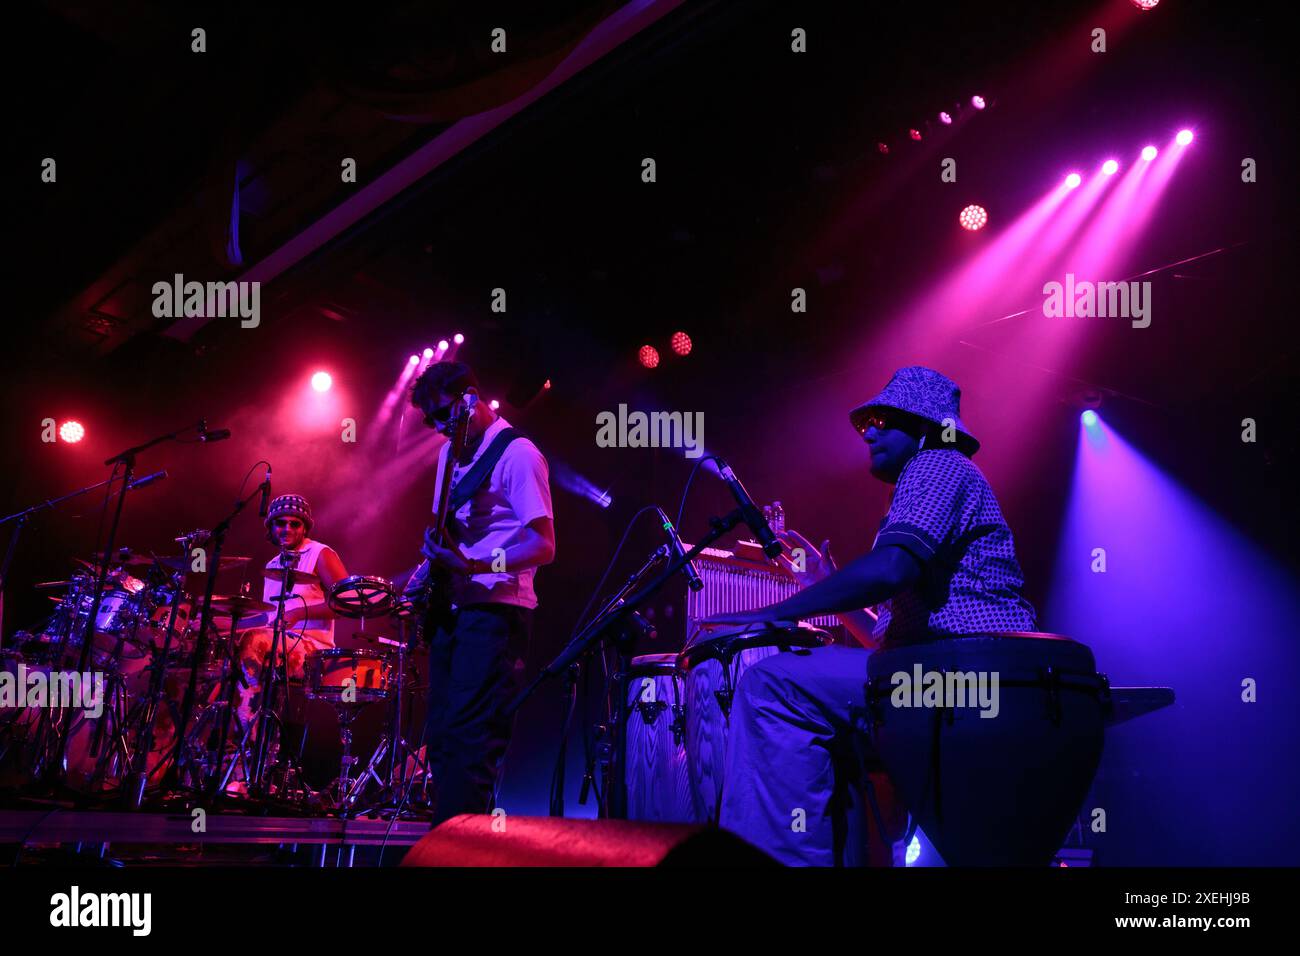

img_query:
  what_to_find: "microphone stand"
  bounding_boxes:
[508,506,749,818]
[245,546,301,800]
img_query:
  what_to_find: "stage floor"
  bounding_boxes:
[0,807,431,866]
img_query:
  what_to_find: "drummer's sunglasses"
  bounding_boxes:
[273,518,305,529]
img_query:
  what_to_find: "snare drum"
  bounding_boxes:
[623,654,698,823]
[679,622,831,821]
[304,648,394,705]
[865,632,1107,866]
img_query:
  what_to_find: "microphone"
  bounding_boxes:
[199,428,231,443]
[714,457,782,559]
[127,469,168,490]
[258,464,272,519]
[655,506,703,592]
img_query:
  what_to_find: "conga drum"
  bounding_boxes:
[865,632,1107,866]
[679,622,831,822]
[623,654,697,823]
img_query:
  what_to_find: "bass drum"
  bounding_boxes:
[679,622,831,822]
[623,654,698,823]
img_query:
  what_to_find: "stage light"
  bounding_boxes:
[670,331,693,356]
[905,835,921,866]
[1102,160,1119,176]
[311,371,333,392]
[453,333,465,344]
[438,339,449,351]
[489,399,500,410]
[543,379,552,390]
[1065,173,1082,189]
[971,95,986,110]
[1141,145,1158,161]
[1130,0,1159,10]
[409,354,420,365]
[1081,410,1098,428]
[1176,129,1194,146]
[959,204,988,231]
[59,421,85,443]
[638,345,660,369]
[422,347,434,359]
[909,128,922,141]
[877,142,889,155]
[938,111,953,125]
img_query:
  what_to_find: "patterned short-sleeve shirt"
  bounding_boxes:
[870,448,1036,644]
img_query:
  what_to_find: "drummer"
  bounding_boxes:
[703,367,1036,866]
[234,494,348,702]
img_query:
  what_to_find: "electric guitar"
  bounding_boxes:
[411,397,473,643]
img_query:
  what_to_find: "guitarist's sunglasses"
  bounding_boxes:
[422,395,468,428]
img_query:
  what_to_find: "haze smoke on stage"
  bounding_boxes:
[1047,415,1300,863]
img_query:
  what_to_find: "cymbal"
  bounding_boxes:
[262,567,320,586]
[149,554,252,573]
[83,549,154,568]
[208,594,274,615]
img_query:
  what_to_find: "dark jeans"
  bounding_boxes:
[423,602,532,824]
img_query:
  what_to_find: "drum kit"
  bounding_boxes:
[0,536,430,816]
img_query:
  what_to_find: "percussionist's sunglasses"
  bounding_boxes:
[856,411,892,435]
[273,518,304,530]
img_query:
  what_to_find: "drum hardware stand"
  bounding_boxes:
[122,545,196,809]
[161,474,262,802]
[510,507,747,819]
[344,629,425,814]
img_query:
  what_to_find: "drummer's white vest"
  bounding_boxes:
[262,538,333,648]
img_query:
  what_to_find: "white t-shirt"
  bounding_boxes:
[431,416,553,610]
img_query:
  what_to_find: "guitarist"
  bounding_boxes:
[403,361,556,824]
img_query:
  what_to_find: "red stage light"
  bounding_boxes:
[958,204,988,231]
[670,331,692,356]
[971,95,986,110]
[489,399,500,410]
[543,379,552,390]
[422,347,434,359]
[638,345,660,369]
[1065,172,1082,189]
[1176,129,1194,146]
[1102,159,1119,175]
[438,339,450,351]
[1130,0,1159,10]
[409,354,420,365]
[59,421,85,443]
[938,111,953,125]
[909,128,922,141]
[311,371,332,392]
[453,333,465,344]
[877,142,890,155]
[1141,145,1158,161]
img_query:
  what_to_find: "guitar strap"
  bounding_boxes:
[447,428,522,513]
